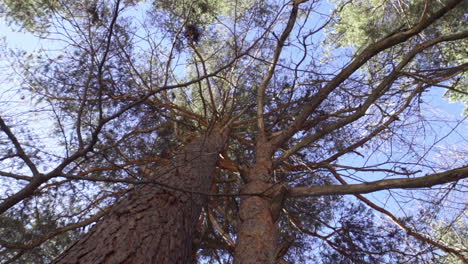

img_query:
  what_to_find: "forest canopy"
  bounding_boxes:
[0,0,467,263]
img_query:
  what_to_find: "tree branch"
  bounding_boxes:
[290,166,468,197]
[274,30,468,161]
[325,166,468,262]
[0,116,40,176]
[257,0,304,136]
[272,0,465,148]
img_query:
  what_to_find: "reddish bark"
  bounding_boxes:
[54,127,229,264]
[235,180,278,264]
[234,143,280,264]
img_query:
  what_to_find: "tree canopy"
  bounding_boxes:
[0,0,467,263]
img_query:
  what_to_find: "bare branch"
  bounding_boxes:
[275,30,468,161]
[0,116,40,176]
[326,166,468,262]
[257,0,304,136]
[272,0,465,147]
[290,166,468,197]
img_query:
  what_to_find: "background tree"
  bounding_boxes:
[432,217,468,263]
[0,0,467,263]
[0,0,58,32]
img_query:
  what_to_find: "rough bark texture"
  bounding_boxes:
[54,127,229,264]
[235,180,277,264]
[234,143,279,264]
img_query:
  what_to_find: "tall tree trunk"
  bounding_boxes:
[54,127,229,264]
[234,143,279,264]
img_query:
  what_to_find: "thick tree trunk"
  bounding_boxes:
[234,144,279,264]
[54,127,229,264]
[235,180,278,264]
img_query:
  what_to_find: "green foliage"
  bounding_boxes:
[444,73,468,115]
[0,0,59,32]
[329,0,468,111]
[432,218,468,263]
[0,205,81,263]
[0,0,142,32]
[330,0,466,48]
[154,0,229,25]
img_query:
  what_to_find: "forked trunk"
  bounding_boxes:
[54,128,229,264]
